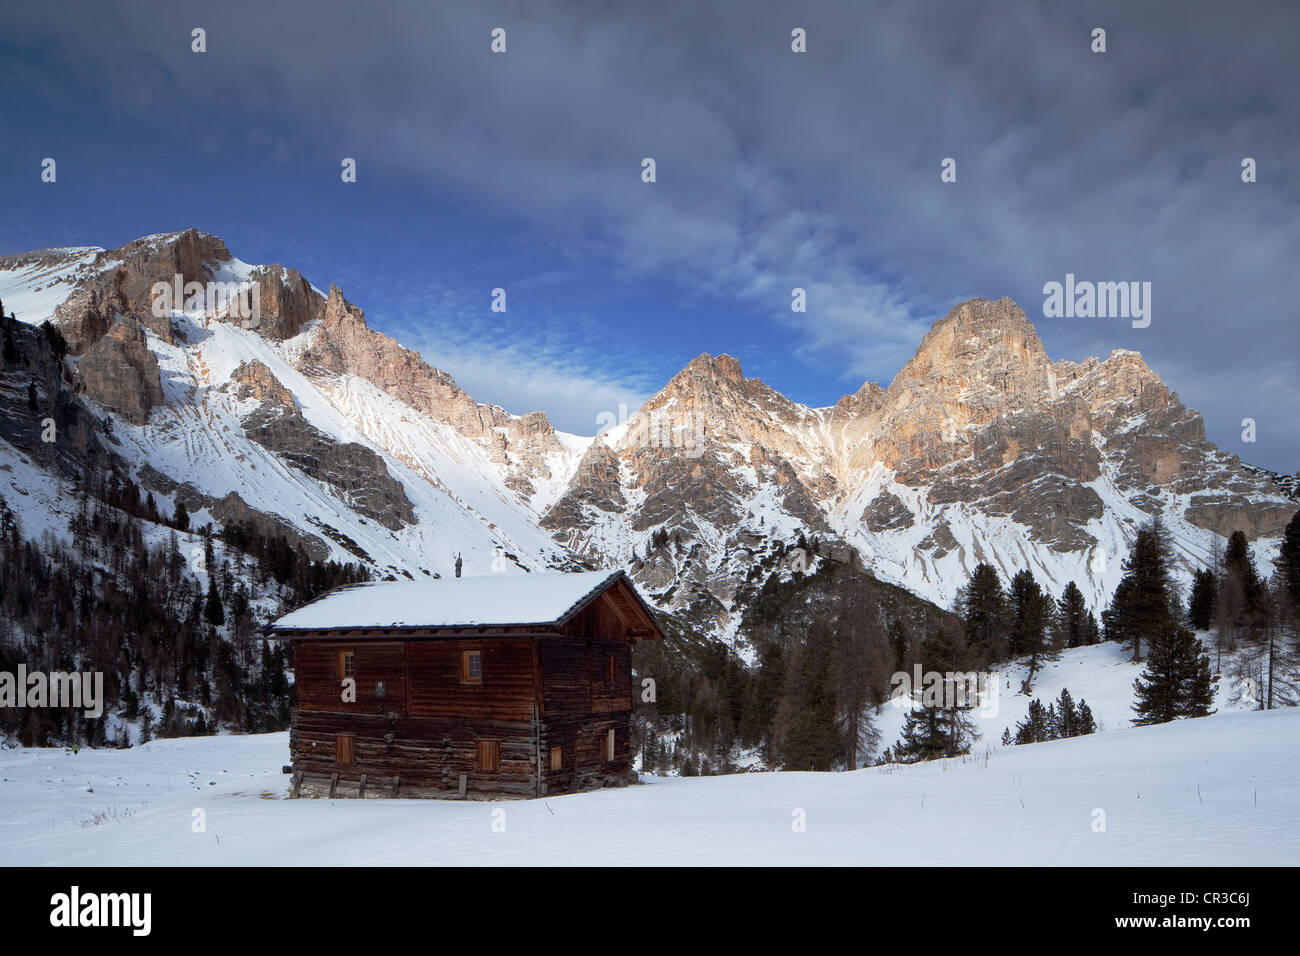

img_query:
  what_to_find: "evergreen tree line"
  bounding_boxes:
[0,488,367,748]
[1001,687,1097,746]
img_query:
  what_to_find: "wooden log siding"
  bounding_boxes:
[409,639,534,721]
[278,575,660,799]
[291,712,540,796]
[295,641,408,716]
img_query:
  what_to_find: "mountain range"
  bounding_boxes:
[1,228,1295,645]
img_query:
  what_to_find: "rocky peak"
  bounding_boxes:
[839,379,887,410]
[887,297,1053,399]
[680,352,747,385]
[865,298,1058,480]
[102,229,231,283]
[666,352,748,397]
[321,284,366,330]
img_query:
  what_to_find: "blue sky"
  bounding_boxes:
[2,1,1297,473]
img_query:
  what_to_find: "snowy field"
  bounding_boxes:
[2,706,1296,866]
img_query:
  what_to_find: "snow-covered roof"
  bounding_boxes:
[269,569,639,633]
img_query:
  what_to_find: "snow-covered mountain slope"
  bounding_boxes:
[0,231,587,580]
[2,706,1294,864]
[0,247,104,325]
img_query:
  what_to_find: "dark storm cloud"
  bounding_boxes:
[6,0,1299,468]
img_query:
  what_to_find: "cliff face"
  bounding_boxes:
[296,284,571,500]
[1,231,1294,636]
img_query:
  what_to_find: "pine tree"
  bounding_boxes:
[1054,687,1077,738]
[1132,622,1218,725]
[40,321,67,360]
[1009,569,1050,659]
[174,500,190,532]
[1000,727,1014,746]
[779,644,838,770]
[1106,519,1176,661]
[1083,611,1101,646]
[1075,700,1097,735]
[1223,530,1266,632]
[1179,640,1218,718]
[895,706,950,763]
[1056,581,1090,648]
[1187,567,1217,631]
[961,563,1009,664]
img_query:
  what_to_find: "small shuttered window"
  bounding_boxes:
[336,734,355,765]
[607,653,616,682]
[605,728,616,762]
[550,745,563,771]
[477,740,500,772]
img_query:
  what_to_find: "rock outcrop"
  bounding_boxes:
[76,315,164,424]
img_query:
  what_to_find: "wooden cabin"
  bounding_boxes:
[265,569,665,799]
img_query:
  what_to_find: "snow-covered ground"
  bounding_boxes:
[2,706,1295,865]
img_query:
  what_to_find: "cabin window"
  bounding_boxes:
[477,740,500,773]
[374,680,386,698]
[461,649,483,684]
[604,728,616,762]
[550,745,563,771]
[336,734,355,765]
[607,653,616,682]
[336,649,355,680]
